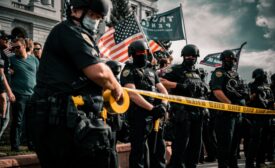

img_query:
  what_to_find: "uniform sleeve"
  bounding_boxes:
[61,25,101,70]
[162,68,177,82]
[210,70,224,90]
[120,67,134,86]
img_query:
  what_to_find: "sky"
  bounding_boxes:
[157,0,275,82]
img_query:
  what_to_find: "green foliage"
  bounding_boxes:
[109,0,132,26]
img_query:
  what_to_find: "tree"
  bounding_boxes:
[108,0,132,26]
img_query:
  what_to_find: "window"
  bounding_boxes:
[145,10,152,17]
[131,5,137,14]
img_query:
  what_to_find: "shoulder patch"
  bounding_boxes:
[165,67,173,73]
[81,33,94,47]
[122,69,130,77]
[215,71,223,78]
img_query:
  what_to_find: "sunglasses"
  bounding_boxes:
[0,37,8,41]
[135,50,148,55]
[11,46,21,50]
[33,48,41,51]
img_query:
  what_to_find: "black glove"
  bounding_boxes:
[151,104,166,119]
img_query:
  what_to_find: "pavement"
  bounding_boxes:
[1,150,275,168]
[198,153,275,168]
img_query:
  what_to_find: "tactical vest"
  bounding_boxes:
[132,66,157,104]
[249,82,274,109]
[171,68,205,99]
[222,70,245,103]
[170,67,205,119]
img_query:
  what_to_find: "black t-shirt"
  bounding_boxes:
[35,19,102,97]
[0,48,11,82]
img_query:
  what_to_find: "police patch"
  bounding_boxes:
[81,33,94,47]
[165,67,172,73]
[215,71,223,77]
[122,70,130,77]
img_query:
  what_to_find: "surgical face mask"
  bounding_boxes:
[133,54,147,68]
[223,60,235,70]
[82,15,100,33]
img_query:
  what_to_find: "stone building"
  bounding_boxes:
[0,0,158,45]
[0,0,64,45]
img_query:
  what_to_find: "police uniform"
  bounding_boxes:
[210,67,244,168]
[120,62,166,168]
[29,18,111,168]
[245,81,274,167]
[164,64,205,168]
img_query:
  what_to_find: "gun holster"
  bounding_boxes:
[31,96,78,128]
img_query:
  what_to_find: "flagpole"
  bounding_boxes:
[235,41,247,71]
[133,12,157,62]
[180,3,188,45]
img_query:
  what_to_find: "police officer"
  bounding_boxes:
[120,39,168,168]
[210,50,245,168]
[245,69,274,168]
[29,0,123,167]
[161,44,205,168]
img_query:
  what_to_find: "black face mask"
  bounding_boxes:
[133,54,147,68]
[223,61,235,70]
[183,57,197,67]
[255,75,267,84]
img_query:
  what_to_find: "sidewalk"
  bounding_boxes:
[0,154,40,168]
[0,143,171,168]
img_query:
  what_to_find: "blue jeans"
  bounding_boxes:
[10,94,31,150]
[0,94,10,140]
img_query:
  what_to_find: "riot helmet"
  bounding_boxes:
[181,44,200,57]
[220,50,236,70]
[128,40,149,68]
[70,0,109,17]
[69,0,109,33]
[106,60,122,76]
[181,44,199,67]
[252,68,267,83]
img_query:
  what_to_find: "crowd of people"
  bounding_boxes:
[0,0,275,168]
[0,30,41,152]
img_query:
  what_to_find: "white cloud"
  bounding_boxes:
[157,0,275,82]
[239,49,275,72]
[158,0,237,64]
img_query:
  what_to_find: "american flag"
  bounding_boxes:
[98,14,162,63]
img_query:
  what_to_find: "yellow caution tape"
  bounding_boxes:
[123,87,275,115]
[103,89,130,114]
[71,96,84,107]
[72,89,130,115]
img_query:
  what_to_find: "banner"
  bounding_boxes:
[200,42,247,70]
[141,6,185,41]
